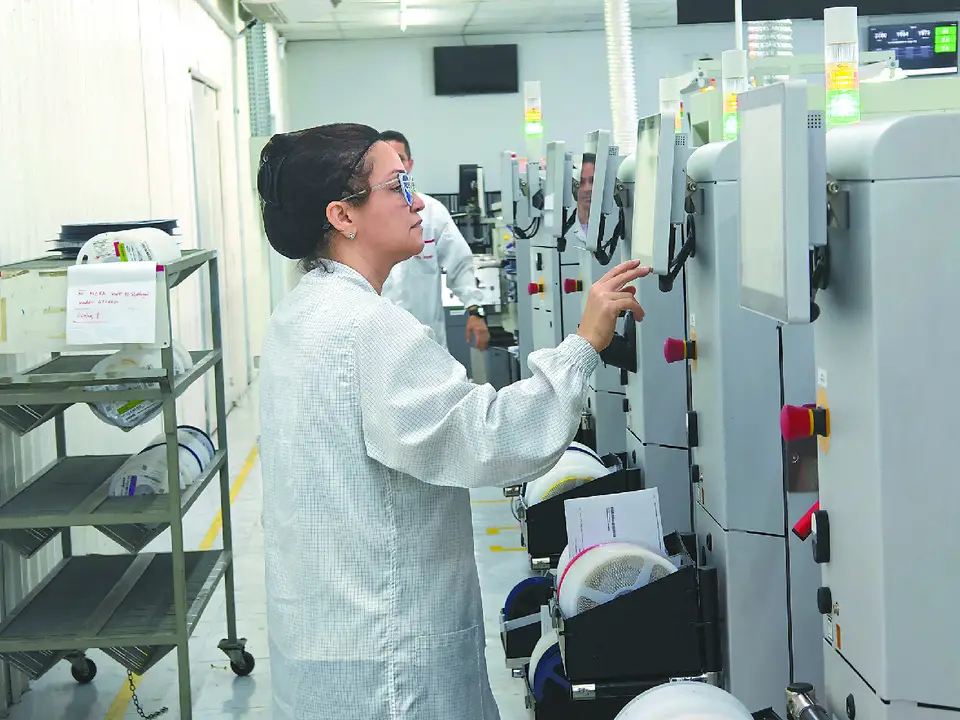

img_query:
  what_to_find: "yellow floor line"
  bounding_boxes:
[489,546,525,552]
[485,526,520,535]
[104,444,260,720]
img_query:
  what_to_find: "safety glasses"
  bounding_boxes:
[343,172,417,207]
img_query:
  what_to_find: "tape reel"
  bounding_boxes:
[523,442,610,507]
[614,681,754,720]
[557,541,677,619]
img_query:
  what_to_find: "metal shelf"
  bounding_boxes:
[0,249,249,716]
[0,249,216,293]
[0,403,72,437]
[0,450,228,557]
[0,349,220,409]
[0,550,230,678]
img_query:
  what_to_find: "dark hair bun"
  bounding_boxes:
[258,123,381,261]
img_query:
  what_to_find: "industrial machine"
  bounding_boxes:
[659,82,822,710]
[550,133,630,459]
[739,79,960,719]
[500,150,540,378]
[678,51,960,148]
[619,114,693,535]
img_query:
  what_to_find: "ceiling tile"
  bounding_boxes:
[275,0,679,41]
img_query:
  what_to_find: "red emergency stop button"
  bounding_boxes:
[793,500,820,541]
[664,338,696,363]
[527,282,544,295]
[780,404,830,442]
[563,278,583,294]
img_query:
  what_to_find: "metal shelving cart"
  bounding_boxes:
[0,249,252,719]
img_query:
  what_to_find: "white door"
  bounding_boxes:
[190,78,251,428]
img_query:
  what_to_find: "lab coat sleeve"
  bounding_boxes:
[355,301,598,488]
[434,205,484,309]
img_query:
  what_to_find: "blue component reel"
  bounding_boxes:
[503,576,554,621]
[532,643,569,703]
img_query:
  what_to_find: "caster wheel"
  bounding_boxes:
[71,658,97,684]
[230,651,255,677]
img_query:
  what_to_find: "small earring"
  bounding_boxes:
[347,232,356,239]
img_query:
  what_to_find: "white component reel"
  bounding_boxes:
[614,681,754,720]
[527,628,559,687]
[108,426,216,497]
[86,343,194,430]
[555,544,572,580]
[523,442,609,507]
[556,541,677,619]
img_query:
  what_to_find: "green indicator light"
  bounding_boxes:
[722,113,739,141]
[936,25,957,37]
[936,42,957,53]
[524,122,543,137]
[826,90,861,126]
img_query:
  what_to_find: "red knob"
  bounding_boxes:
[563,278,583,294]
[664,338,696,364]
[793,501,820,541]
[527,282,543,295]
[780,404,830,442]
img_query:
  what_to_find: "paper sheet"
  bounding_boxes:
[66,262,158,345]
[563,488,667,558]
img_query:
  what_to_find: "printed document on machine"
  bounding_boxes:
[563,488,667,558]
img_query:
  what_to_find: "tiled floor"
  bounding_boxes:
[5,381,532,719]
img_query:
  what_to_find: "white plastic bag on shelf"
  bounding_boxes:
[86,342,194,430]
[108,425,216,497]
[75,227,182,265]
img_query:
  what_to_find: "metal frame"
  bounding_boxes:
[0,249,249,718]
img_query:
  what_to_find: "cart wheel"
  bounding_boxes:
[71,658,97,684]
[230,651,255,677]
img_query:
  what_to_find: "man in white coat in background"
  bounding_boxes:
[574,152,596,241]
[380,130,490,351]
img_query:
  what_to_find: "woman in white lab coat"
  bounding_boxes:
[256,123,650,720]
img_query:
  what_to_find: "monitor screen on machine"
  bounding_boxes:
[584,130,611,255]
[737,81,812,324]
[631,113,674,275]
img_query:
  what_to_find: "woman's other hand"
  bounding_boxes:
[577,260,652,352]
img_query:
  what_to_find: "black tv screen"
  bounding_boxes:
[867,22,959,77]
[433,45,519,96]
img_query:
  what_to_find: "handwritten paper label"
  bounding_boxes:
[66,262,158,345]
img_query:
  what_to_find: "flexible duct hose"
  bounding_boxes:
[604,0,638,156]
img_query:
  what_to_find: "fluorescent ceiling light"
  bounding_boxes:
[399,0,407,31]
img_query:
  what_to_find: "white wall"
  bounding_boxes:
[284,12,960,193]
[0,0,267,705]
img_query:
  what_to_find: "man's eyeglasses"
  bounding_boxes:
[343,172,417,207]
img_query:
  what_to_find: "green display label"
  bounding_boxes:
[936,40,957,54]
[935,25,957,38]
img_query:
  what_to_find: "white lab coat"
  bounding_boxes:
[381,192,483,347]
[259,261,599,720]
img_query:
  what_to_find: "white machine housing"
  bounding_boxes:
[810,112,960,719]
[685,138,822,712]
[615,117,692,534]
